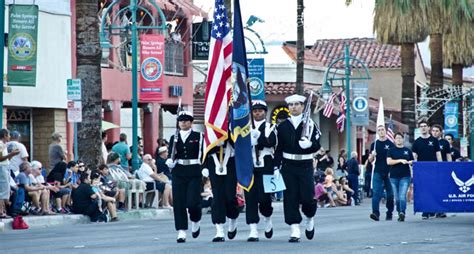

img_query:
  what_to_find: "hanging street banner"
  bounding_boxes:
[247,58,265,101]
[351,82,369,126]
[192,22,211,60]
[67,101,82,123]
[414,162,474,213]
[7,5,39,86]
[444,102,458,138]
[139,34,164,102]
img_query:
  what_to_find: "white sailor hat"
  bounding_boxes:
[158,146,168,154]
[285,94,306,104]
[177,111,194,121]
[252,100,268,111]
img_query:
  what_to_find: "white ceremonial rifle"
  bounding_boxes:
[170,97,182,161]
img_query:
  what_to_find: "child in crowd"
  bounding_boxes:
[201,177,213,210]
[314,175,332,208]
[90,171,118,221]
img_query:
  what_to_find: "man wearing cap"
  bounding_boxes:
[7,131,29,177]
[156,146,172,180]
[166,111,203,243]
[48,132,67,174]
[244,100,277,242]
[273,94,321,243]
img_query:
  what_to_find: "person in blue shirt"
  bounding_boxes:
[112,133,132,171]
[387,132,413,222]
[444,134,461,161]
[369,125,395,221]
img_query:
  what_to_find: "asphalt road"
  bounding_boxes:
[1,201,473,254]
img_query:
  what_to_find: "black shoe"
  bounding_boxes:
[212,237,225,242]
[247,237,259,242]
[288,237,300,243]
[227,229,237,240]
[435,213,447,218]
[264,228,273,239]
[192,227,200,238]
[305,228,315,240]
[422,215,429,220]
[369,213,379,221]
[398,213,405,222]
[177,238,186,243]
[386,214,393,221]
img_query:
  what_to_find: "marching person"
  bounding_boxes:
[369,125,395,221]
[273,94,321,243]
[244,100,277,242]
[444,134,461,161]
[202,139,239,242]
[166,111,203,243]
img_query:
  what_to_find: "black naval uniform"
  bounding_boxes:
[244,121,276,224]
[169,130,203,231]
[274,118,321,225]
[205,141,240,224]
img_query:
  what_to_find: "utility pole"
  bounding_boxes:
[295,0,304,95]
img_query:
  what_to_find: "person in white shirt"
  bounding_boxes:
[137,154,172,208]
[7,131,29,177]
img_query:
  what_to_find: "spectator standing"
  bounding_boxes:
[0,129,20,218]
[387,132,413,222]
[48,132,67,173]
[369,125,395,221]
[445,134,461,161]
[336,149,347,178]
[112,133,132,171]
[346,151,360,205]
[7,131,29,177]
[101,132,109,164]
[412,119,442,220]
[363,155,373,198]
[315,148,334,172]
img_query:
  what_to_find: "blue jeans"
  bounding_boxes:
[371,172,394,216]
[390,177,410,214]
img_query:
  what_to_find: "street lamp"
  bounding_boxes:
[99,0,166,171]
[320,44,371,156]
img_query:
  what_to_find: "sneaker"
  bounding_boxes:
[422,215,429,220]
[386,213,393,221]
[369,213,379,221]
[435,213,447,218]
[398,213,405,222]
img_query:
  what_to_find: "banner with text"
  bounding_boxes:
[351,82,369,126]
[8,5,39,86]
[247,58,265,101]
[413,162,474,213]
[139,34,164,102]
[444,102,458,138]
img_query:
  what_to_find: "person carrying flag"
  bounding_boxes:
[273,94,321,243]
[244,100,277,242]
[166,111,203,243]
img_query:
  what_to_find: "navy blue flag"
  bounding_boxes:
[414,162,474,213]
[230,0,254,191]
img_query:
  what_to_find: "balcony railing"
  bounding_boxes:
[165,40,184,76]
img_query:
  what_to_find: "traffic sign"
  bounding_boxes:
[67,79,82,101]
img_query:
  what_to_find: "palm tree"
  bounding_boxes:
[373,0,429,141]
[295,0,304,95]
[76,0,103,168]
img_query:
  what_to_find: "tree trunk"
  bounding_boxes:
[401,43,416,143]
[76,0,103,169]
[452,64,463,86]
[295,0,304,95]
[429,33,444,125]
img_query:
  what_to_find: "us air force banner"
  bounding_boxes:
[413,162,474,213]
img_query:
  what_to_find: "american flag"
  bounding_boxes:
[203,0,233,159]
[386,116,395,143]
[336,92,346,132]
[323,93,337,118]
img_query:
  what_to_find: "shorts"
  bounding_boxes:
[104,190,117,198]
[146,181,166,193]
[53,188,72,198]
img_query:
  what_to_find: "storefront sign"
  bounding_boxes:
[248,58,265,101]
[139,34,165,102]
[192,21,211,60]
[351,82,369,126]
[7,5,39,86]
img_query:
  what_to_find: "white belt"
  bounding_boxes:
[282,152,314,161]
[177,159,200,165]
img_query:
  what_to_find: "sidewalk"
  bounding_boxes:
[0,208,174,232]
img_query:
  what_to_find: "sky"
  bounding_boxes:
[193,0,473,78]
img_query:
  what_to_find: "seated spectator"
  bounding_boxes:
[72,172,106,222]
[64,161,81,190]
[16,162,55,215]
[30,160,60,196]
[323,167,337,207]
[201,177,213,210]
[46,161,72,213]
[339,176,355,206]
[333,179,349,206]
[107,152,146,192]
[155,146,172,181]
[98,164,126,211]
[314,175,333,208]
[137,154,172,208]
[90,170,118,221]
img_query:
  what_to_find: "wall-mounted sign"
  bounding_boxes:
[192,21,211,60]
[248,58,265,101]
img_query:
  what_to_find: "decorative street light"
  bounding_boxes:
[99,0,166,171]
[321,44,371,156]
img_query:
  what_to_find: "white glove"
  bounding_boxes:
[299,137,312,149]
[251,129,261,139]
[273,169,281,180]
[264,125,274,138]
[165,159,176,169]
[201,168,209,177]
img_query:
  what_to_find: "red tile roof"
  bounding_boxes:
[283,38,401,69]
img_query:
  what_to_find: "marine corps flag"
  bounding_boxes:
[230,0,254,191]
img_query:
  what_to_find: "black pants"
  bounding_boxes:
[209,158,239,224]
[244,171,273,224]
[281,164,317,225]
[348,174,359,204]
[172,174,202,230]
[74,201,103,222]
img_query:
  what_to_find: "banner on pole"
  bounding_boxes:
[139,34,164,102]
[444,102,458,138]
[351,82,369,126]
[247,58,265,101]
[7,4,39,86]
[413,162,474,213]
